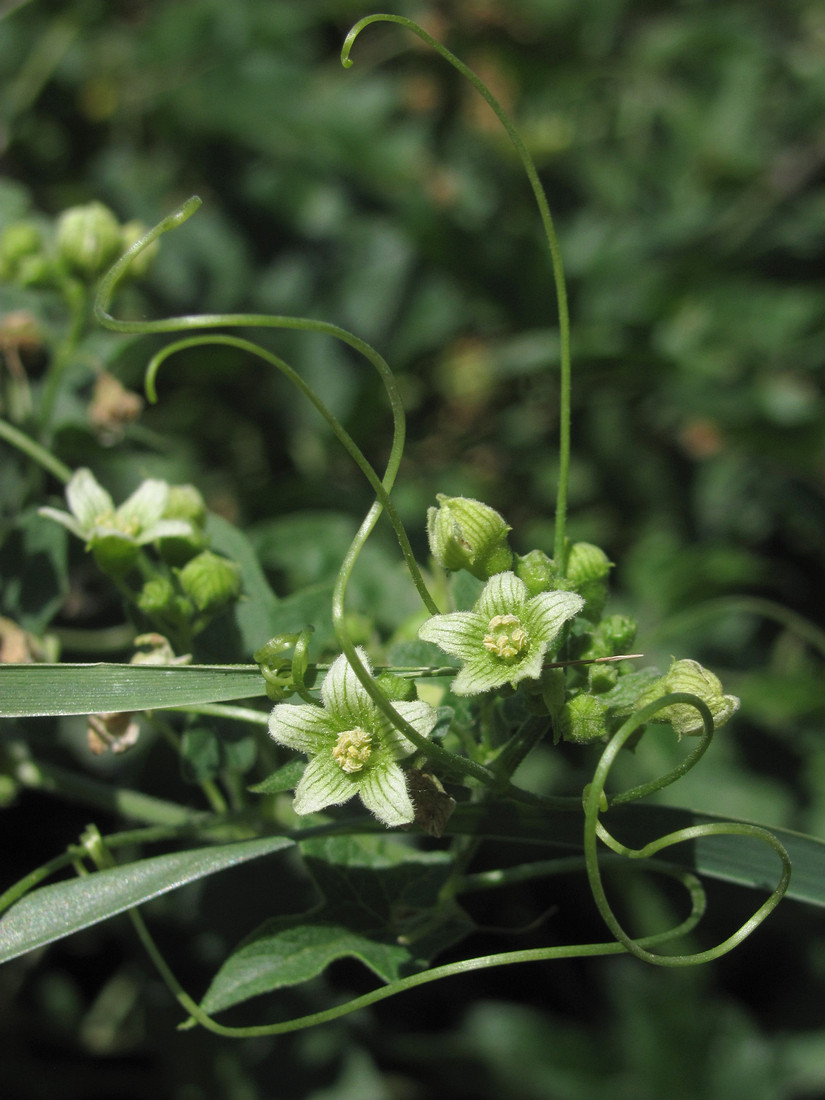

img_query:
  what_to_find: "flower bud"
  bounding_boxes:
[565,542,613,622]
[56,202,122,281]
[427,494,512,580]
[137,576,178,618]
[164,484,207,527]
[566,542,611,585]
[16,253,58,288]
[0,221,44,281]
[583,614,638,660]
[637,658,740,737]
[157,485,209,565]
[559,693,609,744]
[177,550,241,613]
[515,549,561,596]
[375,671,417,702]
[588,662,618,694]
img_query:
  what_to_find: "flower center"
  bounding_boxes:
[483,613,528,660]
[95,510,141,537]
[332,727,373,773]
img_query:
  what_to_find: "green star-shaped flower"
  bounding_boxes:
[418,570,584,695]
[267,649,437,827]
[39,468,194,571]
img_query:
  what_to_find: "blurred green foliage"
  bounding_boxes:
[2,0,825,1096]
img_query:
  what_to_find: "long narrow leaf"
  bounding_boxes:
[0,836,293,964]
[0,663,265,716]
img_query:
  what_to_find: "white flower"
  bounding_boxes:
[267,649,437,827]
[418,571,584,695]
[39,468,194,571]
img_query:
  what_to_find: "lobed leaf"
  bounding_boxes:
[199,835,473,1015]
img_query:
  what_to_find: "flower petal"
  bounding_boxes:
[65,468,114,530]
[417,611,482,660]
[502,647,546,687]
[38,506,86,540]
[523,589,584,635]
[451,652,516,695]
[118,479,170,529]
[381,700,438,758]
[358,761,415,826]
[293,755,354,815]
[475,571,528,619]
[136,518,196,544]
[320,648,377,727]
[268,703,335,754]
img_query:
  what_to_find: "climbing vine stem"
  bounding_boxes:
[341,14,573,568]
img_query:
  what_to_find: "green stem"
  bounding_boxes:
[169,702,269,725]
[39,275,89,433]
[0,846,88,915]
[145,333,438,616]
[582,693,791,965]
[342,14,572,566]
[9,751,208,827]
[487,714,550,784]
[132,863,705,1038]
[331,508,496,785]
[0,416,73,483]
[94,198,438,616]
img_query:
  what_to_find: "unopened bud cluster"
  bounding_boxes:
[0,200,158,288]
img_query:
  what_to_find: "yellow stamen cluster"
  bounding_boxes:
[95,510,141,537]
[483,613,528,660]
[332,727,373,773]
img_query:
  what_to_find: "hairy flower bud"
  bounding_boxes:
[515,549,562,596]
[137,576,178,618]
[637,658,740,737]
[56,202,122,281]
[558,693,609,744]
[375,671,417,702]
[427,494,512,580]
[177,550,241,613]
[565,542,613,622]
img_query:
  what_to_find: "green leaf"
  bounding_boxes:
[249,756,306,794]
[180,726,223,782]
[181,726,259,782]
[0,836,294,965]
[0,506,69,632]
[199,835,473,1015]
[0,663,265,716]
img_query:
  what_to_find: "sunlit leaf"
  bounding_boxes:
[0,836,294,964]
